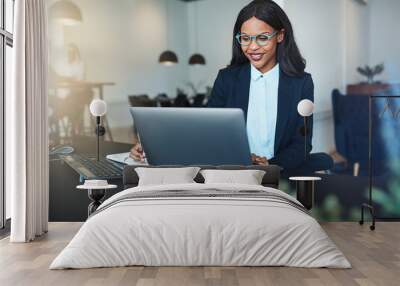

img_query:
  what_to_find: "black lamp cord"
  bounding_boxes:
[96,116,101,161]
[304,116,308,161]
[95,116,107,161]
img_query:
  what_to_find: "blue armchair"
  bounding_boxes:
[331,89,387,176]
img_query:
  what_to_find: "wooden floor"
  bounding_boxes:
[0,222,398,286]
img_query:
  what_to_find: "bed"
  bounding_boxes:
[50,165,351,269]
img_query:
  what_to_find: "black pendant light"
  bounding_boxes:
[189,1,206,66]
[189,53,206,65]
[159,50,179,66]
[159,1,178,66]
[49,0,82,26]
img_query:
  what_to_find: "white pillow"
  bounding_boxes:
[135,167,200,186]
[200,169,266,185]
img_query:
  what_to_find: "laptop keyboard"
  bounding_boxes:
[61,154,123,180]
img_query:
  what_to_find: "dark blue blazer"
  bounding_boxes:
[207,63,314,170]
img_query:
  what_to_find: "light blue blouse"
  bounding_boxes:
[246,63,280,159]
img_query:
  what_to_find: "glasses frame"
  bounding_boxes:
[235,31,278,46]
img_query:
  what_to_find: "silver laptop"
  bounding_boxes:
[129,107,252,166]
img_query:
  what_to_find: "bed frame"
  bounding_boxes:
[123,165,281,189]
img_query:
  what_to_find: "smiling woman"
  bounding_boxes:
[208,0,313,173]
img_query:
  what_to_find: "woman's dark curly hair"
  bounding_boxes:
[230,0,306,77]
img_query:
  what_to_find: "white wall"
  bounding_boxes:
[369,0,400,83]
[284,0,346,113]
[344,0,370,84]
[282,0,346,152]
[49,0,190,129]
[64,0,190,100]
[186,0,246,93]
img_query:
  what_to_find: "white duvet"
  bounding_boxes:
[50,183,351,269]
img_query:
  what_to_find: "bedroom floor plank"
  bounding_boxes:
[117,267,143,286]
[0,222,399,286]
[136,278,155,286]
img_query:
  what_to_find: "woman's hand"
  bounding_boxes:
[251,153,269,166]
[129,142,145,162]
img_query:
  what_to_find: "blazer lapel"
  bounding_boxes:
[274,70,292,153]
[235,64,251,120]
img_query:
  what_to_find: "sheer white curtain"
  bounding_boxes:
[7,0,49,242]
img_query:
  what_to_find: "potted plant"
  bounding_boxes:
[357,63,384,84]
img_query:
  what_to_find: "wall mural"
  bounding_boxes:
[47,0,400,222]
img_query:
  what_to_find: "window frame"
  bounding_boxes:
[0,0,14,230]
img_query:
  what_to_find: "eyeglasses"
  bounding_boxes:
[235,31,278,46]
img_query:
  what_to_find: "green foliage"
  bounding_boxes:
[372,185,400,216]
[312,195,343,221]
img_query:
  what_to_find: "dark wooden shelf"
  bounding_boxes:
[347,83,400,95]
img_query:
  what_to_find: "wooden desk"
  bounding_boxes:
[48,80,116,142]
[50,80,115,100]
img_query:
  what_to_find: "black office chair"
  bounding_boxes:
[155,93,172,107]
[128,94,157,107]
[174,93,191,107]
[192,93,206,107]
[331,89,367,175]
